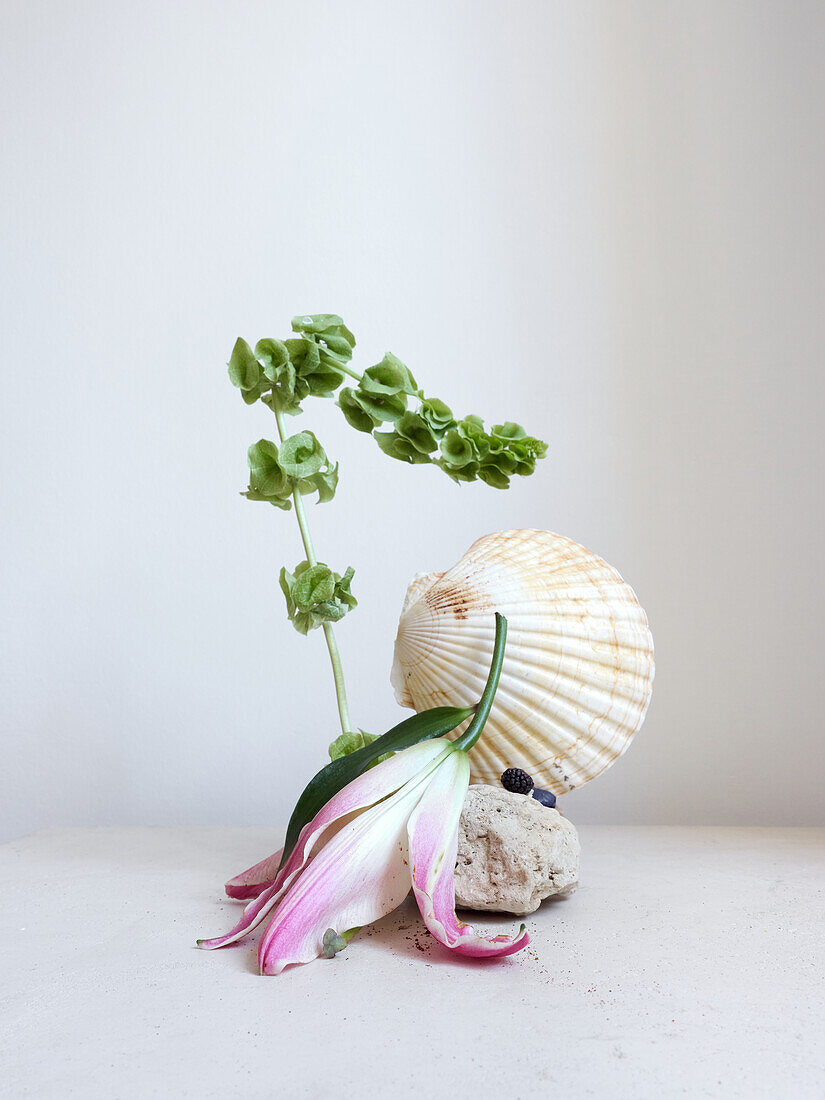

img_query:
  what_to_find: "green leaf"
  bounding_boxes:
[491,421,527,442]
[242,487,292,509]
[328,730,367,760]
[438,459,479,484]
[286,335,345,397]
[294,563,336,607]
[394,411,438,455]
[290,315,354,380]
[354,389,407,424]
[335,564,357,608]
[227,338,261,393]
[374,430,432,464]
[439,428,475,468]
[255,338,290,380]
[338,387,379,433]
[291,313,353,339]
[359,353,418,397]
[279,704,475,867]
[508,435,549,475]
[278,431,326,479]
[482,449,518,477]
[457,414,491,458]
[247,439,292,501]
[252,338,306,413]
[358,729,392,765]
[240,384,265,405]
[319,333,356,359]
[261,386,303,418]
[419,397,455,437]
[329,728,392,768]
[476,442,519,488]
[291,314,356,361]
[304,360,345,398]
[284,335,320,373]
[298,462,339,504]
[437,426,481,482]
[477,464,511,489]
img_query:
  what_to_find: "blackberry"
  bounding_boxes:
[501,767,534,794]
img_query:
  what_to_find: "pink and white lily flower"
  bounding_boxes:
[199,737,529,974]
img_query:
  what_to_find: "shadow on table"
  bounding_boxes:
[202,890,573,976]
[353,891,572,971]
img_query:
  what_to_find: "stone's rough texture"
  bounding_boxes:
[455,784,580,915]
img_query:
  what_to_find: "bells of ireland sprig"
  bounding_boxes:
[280,561,357,635]
[290,314,356,373]
[439,426,479,482]
[375,411,438,464]
[227,337,269,406]
[437,415,548,489]
[337,352,418,433]
[227,314,548,773]
[253,338,299,414]
[280,336,343,402]
[244,431,339,509]
[360,352,419,398]
[227,315,355,416]
[327,728,391,766]
[419,397,456,435]
[244,439,293,509]
[334,349,547,485]
[491,421,548,476]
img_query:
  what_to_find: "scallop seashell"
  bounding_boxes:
[391,529,654,794]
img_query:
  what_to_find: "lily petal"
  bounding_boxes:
[200,739,450,951]
[257,750,451,974]
[408,749,530,958]
[225,848,284,900]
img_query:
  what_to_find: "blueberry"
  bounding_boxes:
[531,787,557,809]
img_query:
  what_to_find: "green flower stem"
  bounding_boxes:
[337,362,362,383]
[270,394,354,737]
[319,623,352,736]
[454,613,507,752]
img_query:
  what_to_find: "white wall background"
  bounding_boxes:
[2,1,824,841]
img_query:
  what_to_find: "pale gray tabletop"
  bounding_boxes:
[1,826,823,1099]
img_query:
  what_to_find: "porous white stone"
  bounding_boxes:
[455,784,580,915]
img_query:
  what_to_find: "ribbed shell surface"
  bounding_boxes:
[390,530,655,793]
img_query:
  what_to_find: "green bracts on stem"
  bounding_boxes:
[228,308,547,743]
